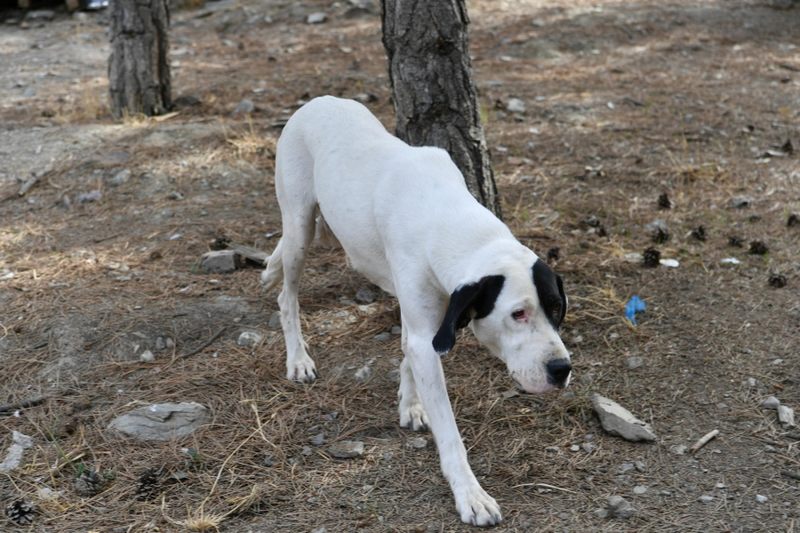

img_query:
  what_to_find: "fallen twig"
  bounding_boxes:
[0,396,48,416]
[177,327,227,360]
[512,482,578,494]
[690,429,720,454]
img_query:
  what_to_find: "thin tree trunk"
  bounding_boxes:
[108,0,171,118]
[382,0,501,218]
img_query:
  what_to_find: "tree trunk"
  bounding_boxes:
[381,0,501,218]
[108,0,171,118]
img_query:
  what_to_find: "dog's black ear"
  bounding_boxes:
[532,259,567,329]
[432,275,505,355]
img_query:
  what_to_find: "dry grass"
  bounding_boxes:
[1,0,799,531]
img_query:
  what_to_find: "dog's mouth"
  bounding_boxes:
[511,376,560,395]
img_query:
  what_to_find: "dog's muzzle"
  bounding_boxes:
[545,359,572,388]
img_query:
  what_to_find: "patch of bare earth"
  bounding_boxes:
[1,0,798,531]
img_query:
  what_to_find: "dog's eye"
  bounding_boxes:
[511,309,527,321]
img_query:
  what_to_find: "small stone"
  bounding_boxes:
[407,437,428,449]
[268,311,282,329]
[606,495,636,519]
[730,196,753,208]
[310,528,327,533]
[200,250,241,273]
[237,331,263,347]
[139,350,155,363]
[698,495,714,504]
[659,258,680,268]
[634,461,646,472]
[570,444,580,452]
[354,364,372,383]
[107,168,131,186]
[77,190,102,203]
[301,446,312,456]
[155,337,166,351]
[391,325,402,335]
[328,440,364,459]
[619,462,635,474]
[506,98,526,113]
[625,356,644,369]
[581,442,596,453]
[746,377,757,388]
[755,494,768,503]
[715,482,726,489]
[108,402,209,441]
[591,394,657,442]
[778,405,795,427]
[720,257,741,265]
[354,287,377,304]
[309,433,326,446]
[761,396,780,410]
[632,485,647,495]
[306,12,327,24]
[670,444,687,455]
[233,98,255,115]
[0,431,34,473]
[374,332,391,342]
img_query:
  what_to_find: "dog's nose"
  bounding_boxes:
[546,359,572,387]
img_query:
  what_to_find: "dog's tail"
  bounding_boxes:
[260,238,284,291]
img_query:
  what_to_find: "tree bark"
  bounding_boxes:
[108,0,171,118]
[382,0,501,218]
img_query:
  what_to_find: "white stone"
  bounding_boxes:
[201,250,239,273]
[761,396,780,410]
[237,331,263,347]
[506,98,526,113]
[756,494,768,503]
[108,402,209,441]
[139,350,155,363]
[778,405,795,427]
[591,394,657,442]
[328,440,364,459]
[307,12,327,24]
[0,431,34,473]
[354,364,372,382]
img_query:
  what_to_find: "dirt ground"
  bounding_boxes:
[1,0,799,531]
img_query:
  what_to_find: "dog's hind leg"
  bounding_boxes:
[398,325,429,431]
[260,238,284,291]
[273,143,319,383]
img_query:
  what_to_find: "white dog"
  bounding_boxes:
[261,96,571,526]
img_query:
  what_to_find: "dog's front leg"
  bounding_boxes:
[404,332,502,526]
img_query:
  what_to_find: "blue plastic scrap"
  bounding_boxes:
[625,295,646,325]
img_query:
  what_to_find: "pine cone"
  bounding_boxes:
[5,500,36,525]
[135,467,162,501]
[74,469,104,497]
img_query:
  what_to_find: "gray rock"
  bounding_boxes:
[698,494,714,504]
[407,436,428,449]
[233,98,255,115]
[625,356,644,369]
[268,311,282,330]
[373,332,391,342]
[301,446,312,456]
[354,287,377,304]
[606,495,636,519]
[309,432,326,446]
[391,325,402,335]
[619,462,635,474]
[77,190,102,203]
[108,168,131,186]
[632,485,647,495]
[670,444,687,455]
[761,396,780,410]
[201,250,240,273]
[108,402,209,441]
[730,196,754,208]
[592,394,657,442]
[506,98,526,113]
[0,431,34,473]
[310,528,327,533]
[328,440,364,459]
[755,494,768,503]
[237,331,263,347]
[354,364,372,383]
[139,350,155,363]
[306,12,327,24]
[778,405,795,427]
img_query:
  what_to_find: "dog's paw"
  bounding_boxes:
[454,485,502,527]
[399,400,429,431]
[287,356,318,383]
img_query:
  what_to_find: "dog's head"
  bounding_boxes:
[432,257,570,394]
